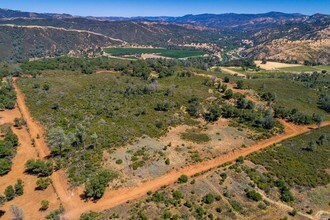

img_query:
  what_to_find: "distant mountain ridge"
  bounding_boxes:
[0,8,73,20]
[131,12,306,27]
[0,8,328,64]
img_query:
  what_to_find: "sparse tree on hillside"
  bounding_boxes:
[306,141,317,152]
[85,170,117,200]
[224,89,234,99]
[90,133,98,148]
[312,114,323,128]
[318,134,327,145]
[25,159,53,177]
[75,124,86,147]
[47,127,67,156]
[236,80,244,89]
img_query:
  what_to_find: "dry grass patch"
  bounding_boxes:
[180,129,211,144]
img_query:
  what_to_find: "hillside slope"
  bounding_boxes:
[0,18,221,45]
[0,25,122,62]
[241,14,330,64]
[0,9,329,64]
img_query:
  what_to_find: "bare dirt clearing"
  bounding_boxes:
[255,60,302,70]
[221,67,247,78]
[104,118,254,187]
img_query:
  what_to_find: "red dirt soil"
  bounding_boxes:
[12,79,81,212]
[0,107,60,219]
[7,78,330,219]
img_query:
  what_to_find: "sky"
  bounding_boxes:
[0,0,329,17]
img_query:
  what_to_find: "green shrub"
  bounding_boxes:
[84,170,117,200]
[80,211,100,220]
[246,190,262,201]
[0,79,16,110]
[184,201,192,208]
[230,200,243,212]
[4,185,15,201]
[40,200,49,211]
[14,179,24,196]
[236,80,244,89]
[236,156,244,164]
[178,175,188,183]
[172,190,184,200]
[45,205,65,219]
[25,159,53,177]
[258,203,267,210]
[289,209,297,216]
[195,206,205,218]
[115,159,123,165]
[203,193,215,204]
[132,161,145,170]
[36,177,53,190]
[163,210,172,219]
[0,159,12,175]
[216,207,222,213]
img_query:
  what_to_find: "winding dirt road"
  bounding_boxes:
[10,78,330,219]
[0,24,126,44]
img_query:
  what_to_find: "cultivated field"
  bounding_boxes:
[104,47,206,59]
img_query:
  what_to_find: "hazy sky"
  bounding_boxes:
[1,0,329,17]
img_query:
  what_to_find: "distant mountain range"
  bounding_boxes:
[0,8,74,19]
[0,8,329,64]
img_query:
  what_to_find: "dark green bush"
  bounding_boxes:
[25,159,53,177]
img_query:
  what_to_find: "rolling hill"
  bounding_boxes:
[0,8,328,64]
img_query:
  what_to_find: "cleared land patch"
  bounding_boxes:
[255,60,302,70]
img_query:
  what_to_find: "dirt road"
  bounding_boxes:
[0,107,60,219]
[221,67,247,78]
[11,78,330,219]
[12,80,81,213]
